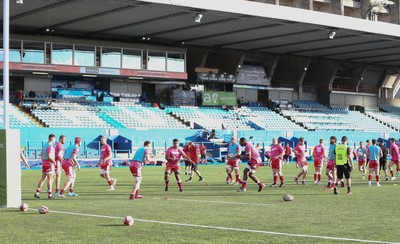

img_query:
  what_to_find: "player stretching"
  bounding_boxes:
[58,137,81,198]
[294,137,308,185]
[367,139,382,187]
[54,135,66,194]
[237,137,265,192]
[129,141,154,200]
[389,138,400,180]
[313,139,326,185]
[333,136,353,195]
[356,141,367,179]
[99,136,117,190]
[34,134,56,199]
[270,138,285,187]
[186,142,204,182]
[164,139,193,192]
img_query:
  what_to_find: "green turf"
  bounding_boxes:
[1,164,399,243]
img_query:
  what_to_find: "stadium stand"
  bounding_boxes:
[241,106,306,131]
[166,106,252,130]
[282,100,395,132]
[365,105,400,131]
[0,102,38,128]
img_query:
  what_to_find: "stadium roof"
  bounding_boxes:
[4,0,400,68]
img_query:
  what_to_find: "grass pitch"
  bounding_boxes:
[1,163,400,244]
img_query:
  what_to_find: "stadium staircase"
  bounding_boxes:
[16,105,45,127]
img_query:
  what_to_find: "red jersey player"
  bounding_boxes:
[270,138,285,187]
[185,142,203,182]
[312,139,326,185]
[200,143,207,164]
[294,137,308,185]
[389,138,400,180]
[284,144,292,164]
[58,137,81,198]
[226,137,241,185]
[164,139,193,192]
[34,134,56,199]
[54,135,66,195]
[99,136,117,190]
[237,137,265,192]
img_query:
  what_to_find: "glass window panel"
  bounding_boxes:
[122,49,141,69]
[22,41,45,64]
[0,40,22,62]
[52,43,73,65]
[74,45,95,66]
[167,52,185,72]
[147,51,166,71]
[101,47,121,68]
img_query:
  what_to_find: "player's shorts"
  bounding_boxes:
[358,159,366,166]
[62,160,75,177]
[246,163,259,173]
[227,159,239,168]
[326,160,336,171]
[130,161,143,178]
[191,162,199,171]
[368,160,379,169]
[379,158,387,170]
[54,159,62,174]
[271,159,282,170]
[298,161,308,170]
[166,163,180,172]
[100,163,112,174]
[201,154,206,159]
[314,159,322,167]
[283,155,289,161]
[391,159,399,165]
[184,160,191,167]
[42,160,55,174]
[337,163,351,180]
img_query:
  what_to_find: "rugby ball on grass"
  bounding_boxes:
[124,216,134,226]
[19,203,29,212]
[283,194,294,202]
[38,205,49,214]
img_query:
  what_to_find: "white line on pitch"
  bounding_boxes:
[44,210,397,244]
[153,197,274,206]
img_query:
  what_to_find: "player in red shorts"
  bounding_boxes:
[164,139,193,192]
[99,136,117,190]
[129,141,155,200]
[356,141,367,179]
[294,137,308,185]
[389,138,400,180]
[236,137,265,192]
[54,135,66,195]
[183,142,191,175]
[226,137,241,185]
[312,139,326,185]
[270,138,285,187]
[34,134,56,199]
[366,139,382,187]
[58,137,81,198]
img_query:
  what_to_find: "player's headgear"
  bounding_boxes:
[75,137,82,144]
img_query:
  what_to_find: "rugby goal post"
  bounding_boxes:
[0,129,21,208]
